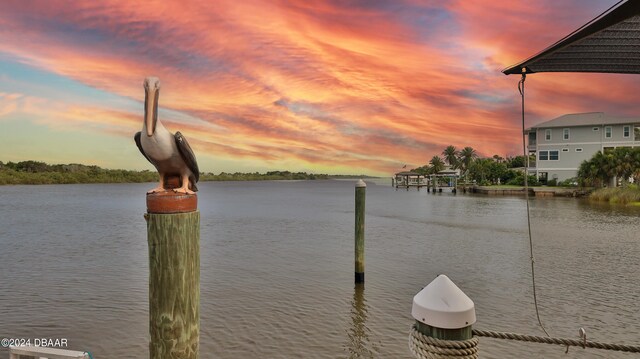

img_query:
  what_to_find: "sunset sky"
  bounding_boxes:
[1,0,638,176]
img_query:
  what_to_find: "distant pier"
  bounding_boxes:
[393,171,461,192]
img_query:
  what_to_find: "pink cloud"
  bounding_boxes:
[0,0,631,174]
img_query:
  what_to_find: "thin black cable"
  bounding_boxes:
[518,71,550,337]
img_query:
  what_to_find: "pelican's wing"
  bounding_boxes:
[134,132,153,164]
[175,131,200,182]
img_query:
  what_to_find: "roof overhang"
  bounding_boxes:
[503,0,640,75]
[395,171,421,176]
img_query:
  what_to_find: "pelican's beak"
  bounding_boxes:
[144,81,159,137]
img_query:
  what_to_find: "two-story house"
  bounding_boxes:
[526,112,640,183]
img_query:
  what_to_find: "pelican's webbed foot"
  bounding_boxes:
[147,186,167,194]
[173,187,196,195]
[172,175,196,195]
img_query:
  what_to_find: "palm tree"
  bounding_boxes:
[602,152,617,186]
[613,147,633,185]
[632,147,640,184]
[578,151,615,187]
[442,146,458,168]
[579,148,640,187]
[578,159,597,187]
[458,147,477,179]
[469,158,493,184]
[429,155,445,174]
[428,155,445,187]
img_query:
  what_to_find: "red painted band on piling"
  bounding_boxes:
[146,192,198,214]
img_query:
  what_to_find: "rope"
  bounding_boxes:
[473,329,640,354]
[518,70,550,337]
[409,324,479,358]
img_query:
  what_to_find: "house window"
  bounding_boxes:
[545,129,551,141]
[623,125,631,138]
[593,127,599,131]
[562,148,569,152]
[563,128,569,140]
[635,126,640,141]
[539,151,549,161]
[549,150,559,160]
[605,126,612,138]
[604,147,614,154]
[576,148,583,152]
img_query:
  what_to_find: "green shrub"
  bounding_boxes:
[559,177,578,187]
[506,174,540,186]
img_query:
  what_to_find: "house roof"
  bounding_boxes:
[503,0,640,75]
[395,171,422,176]
[526,112,640,130]
[437,169,460,175]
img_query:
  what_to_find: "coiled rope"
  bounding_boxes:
[409,325,640,358]
[409,324,479,359]
[473,329,640,354]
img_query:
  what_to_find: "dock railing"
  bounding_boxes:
[9,346,90,359]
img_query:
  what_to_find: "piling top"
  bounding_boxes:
[147,191,197,214]
[412,274,476,329]
[356,179,366,187]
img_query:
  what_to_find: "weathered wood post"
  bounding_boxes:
[355,179,366,283]
[146,190,200,359]
[409,274,477,358]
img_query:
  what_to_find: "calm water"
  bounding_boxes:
[0,180,639,358]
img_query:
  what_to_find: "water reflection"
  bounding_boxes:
[343,284,379,358]
[2,182,639,358]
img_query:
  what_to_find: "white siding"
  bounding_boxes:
[530,121,640,181]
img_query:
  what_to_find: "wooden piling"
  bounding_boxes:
[147,192,200,359]
[355,180,366,283]
[411,274,476,343]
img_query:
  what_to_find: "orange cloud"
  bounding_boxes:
[0,0,631,174]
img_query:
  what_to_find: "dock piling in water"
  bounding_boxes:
[409,275,477,358]
[355,179,366,283]
[146,191,200,359]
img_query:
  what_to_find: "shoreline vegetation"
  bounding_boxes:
[589,186,640,205]
[3,160,639,206]
[409,144,640,206]
[0,160,375,185]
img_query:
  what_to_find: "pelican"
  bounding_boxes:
[134,77,199,194]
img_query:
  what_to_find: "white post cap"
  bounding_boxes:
[411,274,476,329]
[356,179,366,187]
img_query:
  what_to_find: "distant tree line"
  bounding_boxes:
[0,160,157,185]
[200,170,329,181]
[411,146,537,186]
[0,161,331,185]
